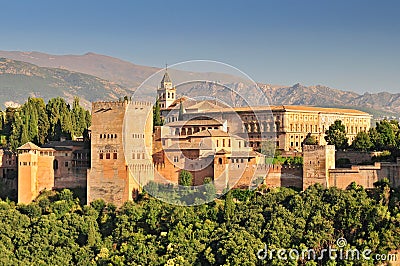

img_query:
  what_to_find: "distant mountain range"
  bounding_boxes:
[258,83,400,118]
[0,58,130,108]
[0,50,398,119]
[0,51,159,89]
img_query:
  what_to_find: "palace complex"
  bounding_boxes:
[2,70,399,206]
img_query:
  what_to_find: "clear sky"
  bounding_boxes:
[1,0,400,94]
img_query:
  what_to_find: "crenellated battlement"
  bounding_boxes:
[269,164,303,171]
[92,101,127,110]
[130,101,153,106]
[92,99,153,110]
[303,144,335,152]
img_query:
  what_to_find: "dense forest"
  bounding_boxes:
[0,97,91,150]
[0,183,399,265]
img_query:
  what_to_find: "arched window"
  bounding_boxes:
[218,158,223,164]
[53,159,59,170]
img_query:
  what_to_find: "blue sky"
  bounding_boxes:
[1,0,400,93]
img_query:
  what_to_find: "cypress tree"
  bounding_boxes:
[224,190,235,223]
[178,102,184,121]
[36,98,50,145]
[153,99,162,127]
[10,111,22,150]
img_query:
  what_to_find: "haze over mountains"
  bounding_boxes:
[0,51,158,89]
[0,50,398,117]
[0,58,129,108]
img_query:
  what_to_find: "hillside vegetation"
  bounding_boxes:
[0,183,399,265]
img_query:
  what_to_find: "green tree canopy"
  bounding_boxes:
[351,130,373,151]
[6,97,90,150]
[0,184,400,265]
[302,132,318,146]
[71,97,91,137]
[324,120,349,150]
[153,99,162,127]
[374,120,398,150]
[178,102,184,121]
[178,170,193,187]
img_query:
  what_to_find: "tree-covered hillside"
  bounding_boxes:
[0,183,399,265]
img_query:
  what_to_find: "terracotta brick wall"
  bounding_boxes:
[264,165,303,188]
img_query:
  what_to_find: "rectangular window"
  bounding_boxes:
[216,140,219,147]
[99,153,103,159]
[173,156,179,163]
[132,153,135,159]
[228,139,231,147]
[65,162,68,167]
[113,153,118,159]
[106,153,110,159]
[223,139,225,147]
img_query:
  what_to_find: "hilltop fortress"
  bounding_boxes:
[4,71,399,206]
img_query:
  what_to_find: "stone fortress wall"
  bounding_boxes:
[87,99,153,207]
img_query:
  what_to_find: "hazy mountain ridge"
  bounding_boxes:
[0,50,398,118]
[0,58,129,108]
[0,51,159,89]
[257,83,400,115]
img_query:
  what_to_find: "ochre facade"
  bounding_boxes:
[42,140,90,189]
[328,159,400,189]
[302,144,336,189]
[161,100,372,152]
[87,99,153,207]
[17,142,55,204]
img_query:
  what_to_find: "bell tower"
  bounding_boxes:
[157,66,176,108]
